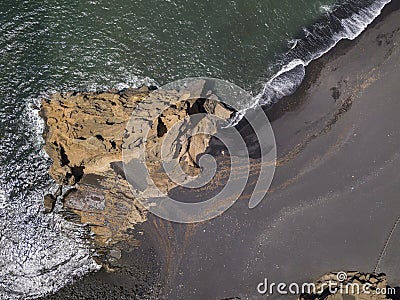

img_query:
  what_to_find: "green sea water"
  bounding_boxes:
[1,0,336,94]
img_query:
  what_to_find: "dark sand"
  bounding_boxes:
[44,1,400,299]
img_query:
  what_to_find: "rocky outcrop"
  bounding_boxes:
[41,89,149,246]
[40,85,234,247]
[41,89,149,186]
[299,272,392,300]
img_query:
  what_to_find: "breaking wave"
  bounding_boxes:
[255,0,391,106]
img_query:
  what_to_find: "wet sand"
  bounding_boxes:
[44,1,400,299]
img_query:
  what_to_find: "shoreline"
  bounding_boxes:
[265,0,400,122]
[162,1,400,298]
[255,0,393,106]
[41,1,400,299]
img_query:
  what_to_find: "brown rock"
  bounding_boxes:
[40,89,149,186]
[43,194,56,213]
[299,272,389,300]
[40,87,235,247]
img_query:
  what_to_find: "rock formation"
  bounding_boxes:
[40,84,234,247]
[299,272,393,300]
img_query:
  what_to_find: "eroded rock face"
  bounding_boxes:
[299,272,390,300]
[41,89,150,246]
[41,86,234,247]
[41,89,149,186]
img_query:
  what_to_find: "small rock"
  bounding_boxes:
[43,194,56,213]
[138,85,149,92]
[369,277,378,284]
[109,248,122,260]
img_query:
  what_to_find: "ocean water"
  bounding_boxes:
[0,0,391,298]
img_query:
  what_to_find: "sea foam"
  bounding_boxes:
[255,0,391,107]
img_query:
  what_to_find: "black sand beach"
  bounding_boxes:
[42,1,400,299]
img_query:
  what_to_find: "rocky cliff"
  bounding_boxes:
[40,85,234,247]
